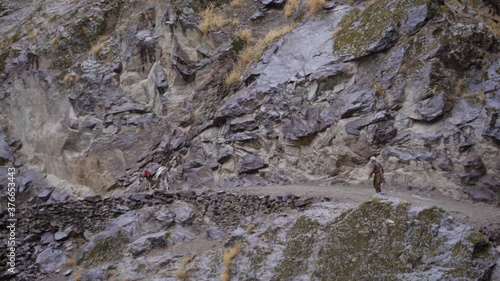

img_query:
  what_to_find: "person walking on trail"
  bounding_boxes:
[369,156,385,194]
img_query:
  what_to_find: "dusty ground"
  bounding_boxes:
[224,183,500,233]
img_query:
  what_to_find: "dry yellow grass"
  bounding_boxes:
[63,73,73,87]
[284,0,301,17]
[183,254,196,264]
[73,268,85,281]
[199,7,232,33]
[246,223,256,234]
[107,269,117,277]
[230,0,244,7]
[220,240,242,281]
[226,23,297,85]
[465,89,486,104]
[261,24,296,45]
[27,29,38,40]
[237,29,254,45]
[176,266,188,280]
[367,0,381,7]
[455,79,465,95]
[92,35,109,55]
[220,269,230,281]
[63,73,80,87]
[331,28,342,37]
[374,81,383,94]
[65,258,76,267]
[305,0,326,15]
[223,240,242,267]
[25,24,38,41]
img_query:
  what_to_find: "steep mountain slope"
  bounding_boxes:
[1,0,500,277]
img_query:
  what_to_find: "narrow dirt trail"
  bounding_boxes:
[227,184,500,232]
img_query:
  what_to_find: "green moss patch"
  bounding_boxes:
[271,216,320,281]
[50,0,123,72]
[261,227,280,242]
[78,229,129,267]
[467,232,491,259]
[0,48,20,73]
[334,0,429,57]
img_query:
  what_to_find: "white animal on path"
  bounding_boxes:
[140,166,169,192]
[153,166,169,191]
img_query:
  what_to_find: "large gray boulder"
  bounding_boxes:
[412,93,446,122]
[35,248,66,274]
[238,154,266,174]
[80,266,110,281]
[129,231,170,257]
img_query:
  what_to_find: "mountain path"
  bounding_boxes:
[223,184,500,232]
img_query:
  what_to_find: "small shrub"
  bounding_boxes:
[65,258,76,267]
[374,81,388,104]
[63,73,80,87]
[107,269,117,277]
[137,263,146,272]
[464,89,486,104]
[366,0,381,7]
[305,0,326,15]
[73,268,85,281]
[199,7,231,33]
[176,266,188,280]
[331,28,342,37]
[220,269,230,281]
[230,0,243,7]
[183,255,194,264]
[261,24,296,45]
[455,79,465,95]
[27,28,38,41]
[220,240,242,281]
[223,240,242,267]
[91,35,109,55]
[284,0,301,17]
[226,23,296,85]
[476,89,486,104]
[237,29,253,45]
[246,223,256,234]
[63,73,72,87]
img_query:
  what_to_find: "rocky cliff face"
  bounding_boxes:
[2,1,500,280]
[1,0,499,204]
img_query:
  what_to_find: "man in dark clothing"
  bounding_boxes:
[369,157,385,194]
[27,51,39,71]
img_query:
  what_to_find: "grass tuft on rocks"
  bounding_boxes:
[226,23,297,85]
[285,0,301,17]
[199,7,239,33]
[305,0,326,15]
[220,240,242,281]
